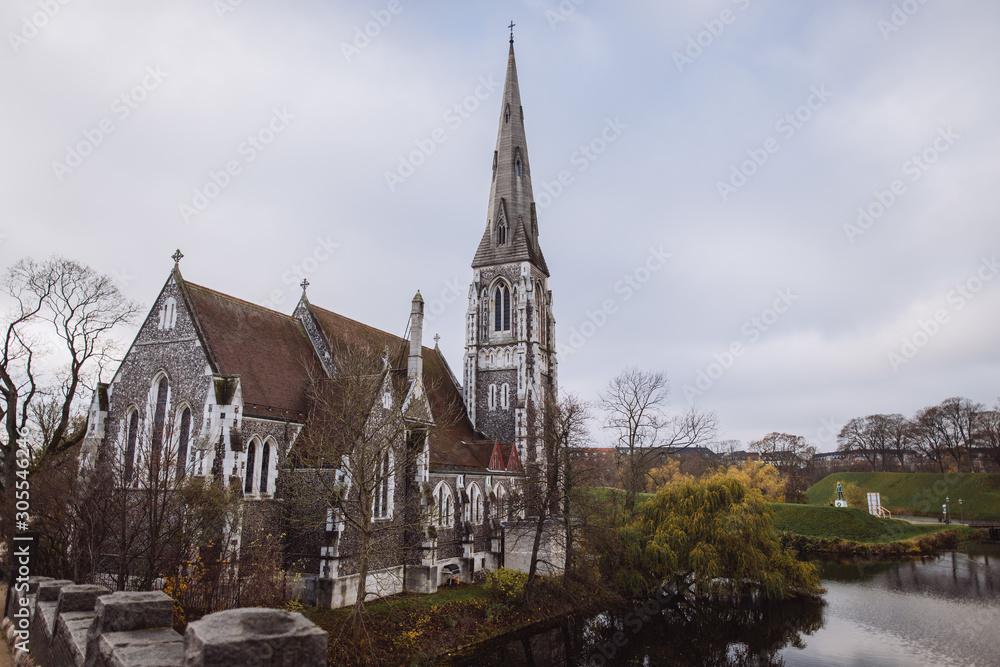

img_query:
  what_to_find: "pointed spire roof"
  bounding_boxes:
[472,40,549,276]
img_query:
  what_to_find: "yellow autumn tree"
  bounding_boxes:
[724,460,785,502]
[617,471,822,600]
[645,458,692,492]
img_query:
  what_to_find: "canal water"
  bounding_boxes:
[446,544,1000,666]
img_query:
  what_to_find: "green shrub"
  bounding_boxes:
[483,567,527,604]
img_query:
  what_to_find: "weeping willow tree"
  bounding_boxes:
[617,472,822,600]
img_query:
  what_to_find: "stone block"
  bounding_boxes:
[85,592,174,667]
[96,628,184,667]
[57,585,111,612]
[56,611,97,667]
[184,608,327,667]
[404,565,438,595]
[26,576,55,594]
[36,580,75,602]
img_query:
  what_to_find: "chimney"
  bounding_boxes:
[408,291,424,381]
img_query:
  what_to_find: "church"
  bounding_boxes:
[79,38,559,608]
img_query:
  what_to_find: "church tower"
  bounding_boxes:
[464,36,557,466]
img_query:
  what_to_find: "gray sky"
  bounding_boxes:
[3,1,999,451]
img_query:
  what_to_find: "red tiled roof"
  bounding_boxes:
[181,280,320,420]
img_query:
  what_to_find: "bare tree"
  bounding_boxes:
[524,391,591,594]
[910,407,948,472]
[748,432,815,501]
[289,344,433,643]
[836,414,909,471]
[978,405,1000,471]
[1,257,140,497]
[598,367,717,513]
[912,398,983,472]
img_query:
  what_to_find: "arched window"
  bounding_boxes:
[259,441,271,494]
[495,484,507,521]
[497,221,507,246]
[124,408,139,483]
[469,484,483,524]
[488,384,497,411]
[151,376,169,460]
[158,297,178,330]
[504,104,510,123]
[373,450,392,519]
[244,440,256,494]
[515,160,522,177]
[435,482,453,527]
[493,284,510,332]
[500,383,510,410]
[177,407,191,479]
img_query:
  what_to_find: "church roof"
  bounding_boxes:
[472,41,549,276]
[305,305,512,474]
[180,279,320,421]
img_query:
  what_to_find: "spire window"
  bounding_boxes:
[497,221,507,246]
[515,160,522,178]
[504,104,510,123]
[493,285,511,332]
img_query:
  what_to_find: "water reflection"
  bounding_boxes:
[447,595,825,666]
[448,545,1000,667]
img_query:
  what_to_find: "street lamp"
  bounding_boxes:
[945,496,950,525]
[959,498,964,525]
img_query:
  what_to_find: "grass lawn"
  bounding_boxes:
[806,472,1000,520]
[770,502,952,543]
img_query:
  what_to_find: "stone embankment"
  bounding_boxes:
[2,576,327,667]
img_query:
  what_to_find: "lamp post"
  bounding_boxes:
[945,496,950,525]
[959,498,964,525]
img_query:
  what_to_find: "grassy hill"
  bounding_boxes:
[770,503,949,543]
[806,472,1000,520]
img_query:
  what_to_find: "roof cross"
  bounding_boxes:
[433,333,441,347]
[300,278,309,295]
[508,21,515,43]
[172,249,184,267]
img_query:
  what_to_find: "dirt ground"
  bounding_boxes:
[0,584,12,667]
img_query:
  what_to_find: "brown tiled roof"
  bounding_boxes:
[181,280,320,421]
[308,305,511,474]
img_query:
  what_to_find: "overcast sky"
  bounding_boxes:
[3,1,999,451]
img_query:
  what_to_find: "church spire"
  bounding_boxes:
[472,38,548,276]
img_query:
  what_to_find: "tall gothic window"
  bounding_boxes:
[124,409,139,483]
[244,440,256,494]
[373,451,391,519]
[151,377,169,459]
[435,482,453,527]
[177,407,191,479]
[515,159,522,177]
[494,285,510,332]
[259,441,271,494]
[497,221,507,246]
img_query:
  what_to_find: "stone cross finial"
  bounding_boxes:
[172,249,184,267]
[433,334,441,347]
[300,278,309,296]
[509,21,515,42]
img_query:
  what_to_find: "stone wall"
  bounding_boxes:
[502,519,566,576]
[3,576,327,667]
